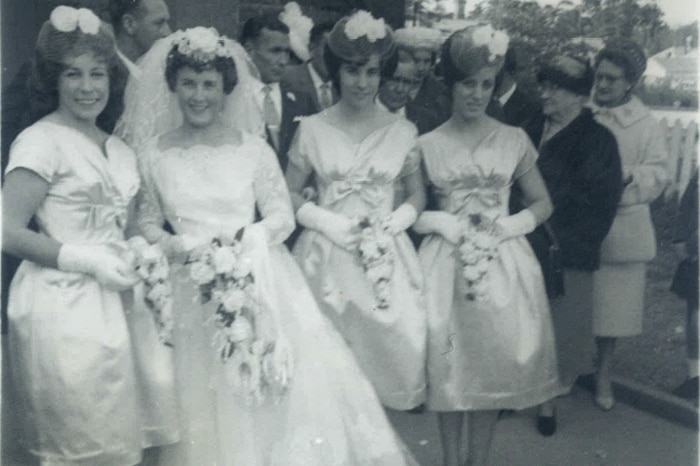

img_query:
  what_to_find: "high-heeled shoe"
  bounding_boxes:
[594,393,616,411]
[536,408,557,436]
[595,379,616,411]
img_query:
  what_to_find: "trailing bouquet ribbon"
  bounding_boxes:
[124,236,174,346]
[187,228,292,406]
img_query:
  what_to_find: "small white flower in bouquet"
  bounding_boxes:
[126,236,174,346]
[187,228,292,406]
[358,217,395,310]
[457,213,500,302]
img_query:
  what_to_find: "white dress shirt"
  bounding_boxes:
[376,97,406,118]
[308,63,333,108]
[498,83,517,107]
[252,79,283,122]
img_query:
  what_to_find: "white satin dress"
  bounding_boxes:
[137,132,418,466]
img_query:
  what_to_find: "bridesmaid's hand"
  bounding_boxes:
[322,216,361,252]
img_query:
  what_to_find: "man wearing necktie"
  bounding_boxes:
[282,22,338,113]
[242,12,315,171]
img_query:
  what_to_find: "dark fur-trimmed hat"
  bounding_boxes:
[537,53,593,96]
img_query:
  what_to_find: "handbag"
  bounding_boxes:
[540,221,565,299]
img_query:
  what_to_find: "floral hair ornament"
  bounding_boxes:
[327,10,394,62]
[449,24,509,74]
[171,27,233,63]
[50,5,102,35]
[279,2,313,62]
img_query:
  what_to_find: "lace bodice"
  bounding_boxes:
[5,121,140,244]
[420,124,537,218]
[137,133,294,245]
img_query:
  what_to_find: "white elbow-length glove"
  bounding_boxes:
[495,209,537,240]
[386,203,418,235]
[296,202,360,251]
[157,234,200,264]
[58,243,140,291]
[413,211,462,245]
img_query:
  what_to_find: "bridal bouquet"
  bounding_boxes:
[187,229,292,406]
[457,213,500,301]
[358,217,395,310]
[126,236,174,346]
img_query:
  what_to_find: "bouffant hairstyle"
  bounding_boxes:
[438,32,502,90]
[164,46,238,95]
[323,44,399,95]
[594,38,647,84]
[29,22,121,122]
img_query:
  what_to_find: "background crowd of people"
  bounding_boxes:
[1,1,685,466]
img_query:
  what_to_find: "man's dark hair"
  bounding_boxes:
[108,0,144,32]
[309,22,335,47]
[239,12,290,45]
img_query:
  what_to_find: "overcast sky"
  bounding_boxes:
[443,0,698,27]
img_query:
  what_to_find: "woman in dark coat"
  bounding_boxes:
[514,51,623,435]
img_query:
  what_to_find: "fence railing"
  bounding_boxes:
[657,114,698,201]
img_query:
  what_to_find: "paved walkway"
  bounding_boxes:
[387,385,698,466]
[4,384,696,465]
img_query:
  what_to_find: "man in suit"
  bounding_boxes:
[282,22,338,113]
[241,13,315,172]
[393,27,450,134]
[488,46,542,126]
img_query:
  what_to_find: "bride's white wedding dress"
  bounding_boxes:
[137,132,417,466]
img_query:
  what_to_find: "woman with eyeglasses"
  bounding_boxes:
[589,38,669,411]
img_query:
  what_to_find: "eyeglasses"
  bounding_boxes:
[386,76,422,89]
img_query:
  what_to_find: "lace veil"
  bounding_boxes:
[115,32,265,150]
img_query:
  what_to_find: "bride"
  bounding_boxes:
[116,27,417,466]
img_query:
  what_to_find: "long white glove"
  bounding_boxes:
[387,203,418,235]
[496,209,537,240]
[296,202,360,251]
[242,223,269,255]
[58,243,140,291]
[158,234,199,264]
[412,211,462,245]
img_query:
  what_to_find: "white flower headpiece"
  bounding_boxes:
[50,6,101,35]
[279,2,314,61]
[171,27,233,62]
[344,10,387,42]
[470,24,509,63]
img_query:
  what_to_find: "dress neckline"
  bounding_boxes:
[315,114,402,146]
[40,120,114,160]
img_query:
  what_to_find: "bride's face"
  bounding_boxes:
[175,66,225,128]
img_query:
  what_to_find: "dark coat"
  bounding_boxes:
[671,169,699,302]
[405,74,450,135]
[281,64,338,114]
[516,108,623,271]
[265,85,315,172]
[488,86,542,127]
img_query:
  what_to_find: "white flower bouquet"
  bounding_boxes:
[187,229,291,406]
[358,217,395,310]
[457,213,500,301]
[126,236,174,346]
